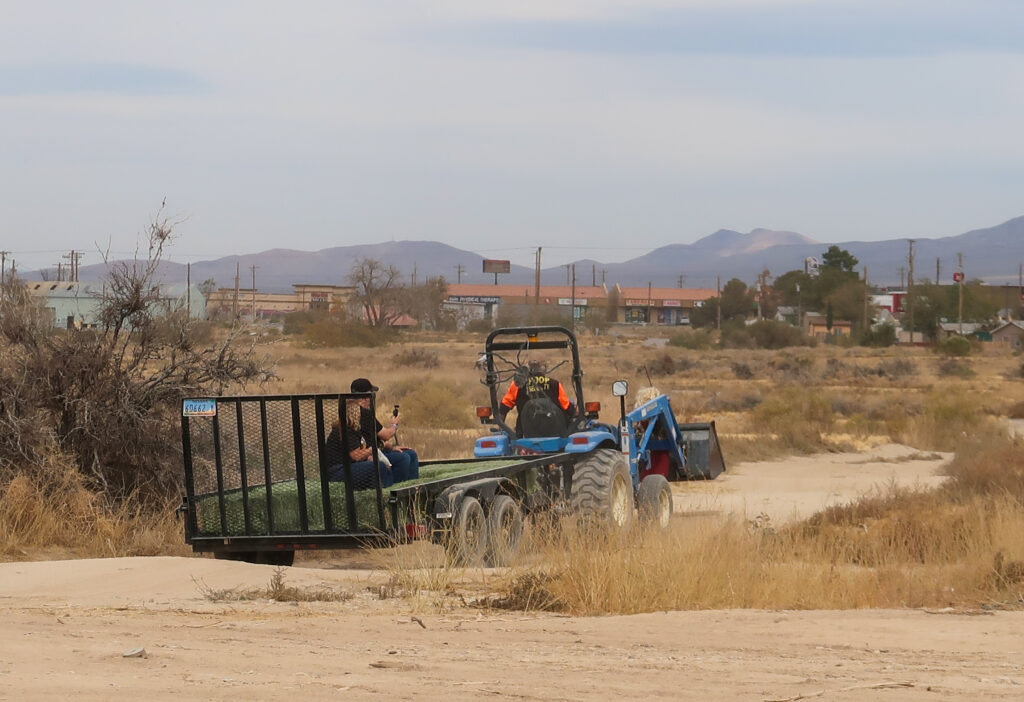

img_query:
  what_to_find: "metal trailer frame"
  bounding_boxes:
[179,391,575,558]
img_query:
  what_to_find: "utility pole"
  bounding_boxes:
[233,262,240,320]
[907,240,916,344]
[250,265,258,320]
[592,263,596,287]
[716,276,721,331]
[936,257,940,285]
[862,266,869,334]
[534,248,541,306]
[455,264,464,284]
[796,282,802,331]
[186,262,191,318]
[677,275,685,288]
[571,264,577,330]
[0,250,8,288]
[411,262,418,287]
[957,252,963,335]
[647,281,653,325]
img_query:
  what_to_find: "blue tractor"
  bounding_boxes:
[470,326,725,538]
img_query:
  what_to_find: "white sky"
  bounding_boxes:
[2,0,1022,272]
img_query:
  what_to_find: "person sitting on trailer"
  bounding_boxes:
[499,359,575,437]
[324,379,419,487]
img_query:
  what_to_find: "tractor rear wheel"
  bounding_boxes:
[446,496,487,566]
[485,494,524,567]
[571,449,634,532]
[638,474,673,530]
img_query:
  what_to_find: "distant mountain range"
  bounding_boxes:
[36,215,1024,292]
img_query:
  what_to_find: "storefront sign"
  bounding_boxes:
[558,298,588,306]
[449,295,501,304]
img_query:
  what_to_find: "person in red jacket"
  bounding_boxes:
[499,360,575,436]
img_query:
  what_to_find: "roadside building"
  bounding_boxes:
[991,321,1024,350]
[612,286,717,325]
[936,322,982,343]
[804,312,853,341]
[205,284,355,320]
[443,283,608,326]
[25,281,207,329]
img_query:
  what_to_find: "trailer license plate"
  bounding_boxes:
[183,399,217,417]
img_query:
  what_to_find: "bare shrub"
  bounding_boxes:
[731,361,754,379]
[937,358,975,378]
[0,207,274,500]
[875,358,916,379]
[668,329,715,350]
[641,354,677,376]
[392,347,440,369]
[770,355,815,381]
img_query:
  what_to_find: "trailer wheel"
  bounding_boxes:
[447,496,487,566]
[571,449,635,532]
[485,495,524,567]
[638,474,673,530]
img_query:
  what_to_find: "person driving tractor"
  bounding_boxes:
[499,359,575,436]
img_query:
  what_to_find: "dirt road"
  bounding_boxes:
[5,444,1020,701]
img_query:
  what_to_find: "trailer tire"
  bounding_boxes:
[485,495,524,567]
[571,449,634,532]
[638,474,673,530]
[446,496,487,566]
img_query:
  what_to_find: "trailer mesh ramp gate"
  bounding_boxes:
[181,393,520,544]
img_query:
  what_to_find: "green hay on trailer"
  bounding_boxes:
[193,459,525,536]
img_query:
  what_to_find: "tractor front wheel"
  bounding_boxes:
[638,474,673,530]
[571,449,635,532]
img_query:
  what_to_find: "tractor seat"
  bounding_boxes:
[519,397,568,438]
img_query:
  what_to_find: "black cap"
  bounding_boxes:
[351,378,378,393]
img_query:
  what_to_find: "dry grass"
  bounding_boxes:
[195,566,355,602]
[8,329,1024,618]
[0,452,187,560]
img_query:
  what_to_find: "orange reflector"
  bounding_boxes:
[476,406,492,418]
[480,440,497,448]
[585,401,600,413]
[572,436,589,445]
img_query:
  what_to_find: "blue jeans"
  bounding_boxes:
[385,449,419,483]
[327,460,394,490]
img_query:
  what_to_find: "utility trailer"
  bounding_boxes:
[179,327,725,566]
[179,392,584,566]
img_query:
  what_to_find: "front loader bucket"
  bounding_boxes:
[677,421,726,480]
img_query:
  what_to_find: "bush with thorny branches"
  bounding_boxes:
[0,209,275,501]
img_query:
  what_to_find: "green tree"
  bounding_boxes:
[721,278,755,321]
[821,245,859,273]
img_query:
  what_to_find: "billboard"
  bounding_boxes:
[482,259,511,274]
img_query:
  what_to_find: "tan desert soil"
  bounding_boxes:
[3,444,1022,701]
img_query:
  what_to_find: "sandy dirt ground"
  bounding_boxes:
[4,444,1023,701]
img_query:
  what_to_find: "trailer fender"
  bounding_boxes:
[563,430,618,454]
